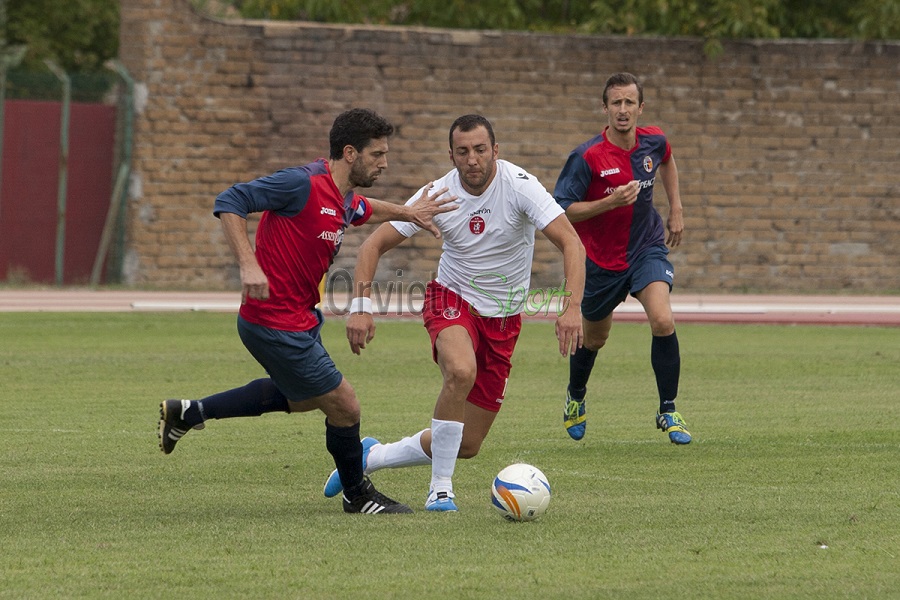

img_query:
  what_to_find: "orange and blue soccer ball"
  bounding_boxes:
[491,463,551,522]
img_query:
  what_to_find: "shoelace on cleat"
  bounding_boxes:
[565,398,583,419]
[660,412,687,430]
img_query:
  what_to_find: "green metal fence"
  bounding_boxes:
[0,64,133,285]
[4,67,118,103]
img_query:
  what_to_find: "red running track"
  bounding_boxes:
[0,289,898,326]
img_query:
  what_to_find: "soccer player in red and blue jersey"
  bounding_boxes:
[554,73,692,445]
[157,108,457,514]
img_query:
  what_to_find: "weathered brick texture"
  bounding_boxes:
[119,0,899,293]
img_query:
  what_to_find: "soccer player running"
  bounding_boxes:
[157,108,458,515]
[554,72,691,444]
[323,114,586,512]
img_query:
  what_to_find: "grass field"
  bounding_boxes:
[1,313,898,599]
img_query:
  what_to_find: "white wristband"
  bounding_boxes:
[349,297,373,314]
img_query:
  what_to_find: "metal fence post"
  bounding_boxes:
[45,60,71,287]
[92,61,135,285]
[111,60,133,284]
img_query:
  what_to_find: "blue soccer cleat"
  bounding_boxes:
[425,489,458,512]
[564,389,586,440]
[324,436,379,498]
[656,411,692,444]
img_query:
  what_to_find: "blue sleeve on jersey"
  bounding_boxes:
[350,198,368,224]
[214,167,312,218]
[553,152,592,211]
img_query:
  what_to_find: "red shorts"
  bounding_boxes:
[422,281,522,413]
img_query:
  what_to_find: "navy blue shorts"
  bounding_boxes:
[237,311,343,401]
[582,245,674,322]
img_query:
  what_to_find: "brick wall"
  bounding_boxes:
[119,0,899,293]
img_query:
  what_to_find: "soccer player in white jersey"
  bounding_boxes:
[323,114,586,511]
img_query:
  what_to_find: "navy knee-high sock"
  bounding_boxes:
[651,332,680,413]
[196,378,289,421]
[569,346,598,399]
[325,420,364,497]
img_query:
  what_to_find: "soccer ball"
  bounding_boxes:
[491,463,551,522]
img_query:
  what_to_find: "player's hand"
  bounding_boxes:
[346,312,376,355]
[240,263,270,303]
[613,179,640,208]
[408,182,458,239]
[666,207,684,247]
[555,304,583,357]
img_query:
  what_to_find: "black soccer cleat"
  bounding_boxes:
[158,399,204,454]
[342,477,413,514]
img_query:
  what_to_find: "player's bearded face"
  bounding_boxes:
[348,139,389,188]
[450,126,498,196]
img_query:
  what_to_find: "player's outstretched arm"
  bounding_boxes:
[542,215,585,356]
[368,182,458,238]
[347,224,408,355]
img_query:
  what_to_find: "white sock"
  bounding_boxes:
[365,430,431,473]
[429,418,463,494]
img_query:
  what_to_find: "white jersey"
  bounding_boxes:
[392,159,564,317]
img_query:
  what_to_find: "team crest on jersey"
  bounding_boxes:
[443,307,461,320]
[469,216,485,235]
[643,156,653,172]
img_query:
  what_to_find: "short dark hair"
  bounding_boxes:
[448,114,496,149]
[329,108,395,160]
[602,72,644,106]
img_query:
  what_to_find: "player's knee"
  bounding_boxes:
[327,405,360,427]
[584,334,608,351]
[648,317,675,337]
[441,363,477,394]
[320,382,361,425]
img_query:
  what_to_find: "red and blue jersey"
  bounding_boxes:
[554,126,671,272]
[214,159,372,332]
